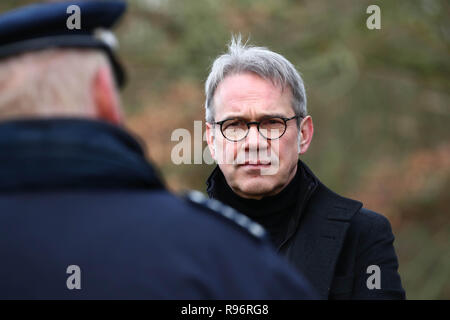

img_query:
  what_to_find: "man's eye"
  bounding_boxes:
[265,118,283,125]
[225,120,244,128]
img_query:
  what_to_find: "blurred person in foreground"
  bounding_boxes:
[204,36,405,299]
[0,1,316,299]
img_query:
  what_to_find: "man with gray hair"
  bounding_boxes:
[205,36,405,299]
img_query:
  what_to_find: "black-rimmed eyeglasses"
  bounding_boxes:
[213,115,301,142]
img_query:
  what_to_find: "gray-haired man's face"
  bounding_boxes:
[206,72,301,200]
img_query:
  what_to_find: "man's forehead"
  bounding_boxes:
[215,72,286,101]
[213,72,293,118]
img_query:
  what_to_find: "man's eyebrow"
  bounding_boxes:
[260,113,290,119]
[217,113,290,121]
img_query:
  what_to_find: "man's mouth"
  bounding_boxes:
[238,161,271,167]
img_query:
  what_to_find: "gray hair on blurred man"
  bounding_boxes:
[0,48,121,123]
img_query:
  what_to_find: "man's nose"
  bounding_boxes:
[245,124,267,150]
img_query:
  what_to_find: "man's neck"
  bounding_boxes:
[231,163,298,200]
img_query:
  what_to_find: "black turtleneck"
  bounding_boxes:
[207,165,303,249]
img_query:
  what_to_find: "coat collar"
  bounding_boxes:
[0,118,164,192]
[289,162,363,298]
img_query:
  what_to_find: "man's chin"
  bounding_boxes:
[233,181,275,199]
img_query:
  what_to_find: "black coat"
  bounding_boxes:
[0,118,316,299]
[207,161,406,299]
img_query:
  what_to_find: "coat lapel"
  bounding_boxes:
[285,183,362,299]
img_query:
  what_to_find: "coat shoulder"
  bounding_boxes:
[312,181,395,249]
[354,207,391,223]
[350,207,394,240]
[310,182,362,221]
[313,180,391,232]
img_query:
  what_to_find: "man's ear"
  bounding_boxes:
[205,122,216,160]
[299,116,313,155]
[93,66,122,125]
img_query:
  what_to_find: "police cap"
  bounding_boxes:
[0,0,127,87]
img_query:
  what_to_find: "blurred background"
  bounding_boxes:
[1,0,449,299]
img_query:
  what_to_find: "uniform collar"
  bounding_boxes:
[0,118,164,192]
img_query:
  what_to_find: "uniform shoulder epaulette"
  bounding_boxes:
[184,190,267,241]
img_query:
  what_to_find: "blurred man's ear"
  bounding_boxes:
[205,122,216,160]
[93,66,122,125]
[299,116,313,155]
